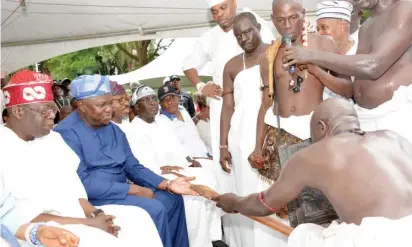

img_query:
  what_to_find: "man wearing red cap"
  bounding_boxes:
[0,70,163,247]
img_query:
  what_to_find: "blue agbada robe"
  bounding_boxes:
[55,111,189,247]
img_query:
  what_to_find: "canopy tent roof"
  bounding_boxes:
[1,0,320,74]
[109,38,213,84]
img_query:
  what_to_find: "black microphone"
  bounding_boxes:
[282,33,295,74]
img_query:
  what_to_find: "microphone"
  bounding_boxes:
[282,33,295,74]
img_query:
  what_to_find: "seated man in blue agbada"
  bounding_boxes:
[55,74,199,247]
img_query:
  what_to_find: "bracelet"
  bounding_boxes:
[166,180,175,194]
[25,223,46,245]
[258,192,278,212]
[219,145,228,149]
[193,115,200,121]
[196,82,206,94]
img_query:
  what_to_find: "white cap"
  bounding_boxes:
[316,1,353,22]
[206,0,225,8]
[130,86,156,106]
[163,76,170,85]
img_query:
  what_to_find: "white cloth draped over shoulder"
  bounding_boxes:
[227,57,289,247]
[182,7,274,169]
[182,8,275,247]
[127,116,222,247]
[0,126,162,247]
[289,215,412,247]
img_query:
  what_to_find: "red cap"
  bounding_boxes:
[3,70,54,108]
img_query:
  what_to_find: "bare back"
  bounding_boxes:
[354,1,412,108]
[308,130,412,224]
[272,34,338,117]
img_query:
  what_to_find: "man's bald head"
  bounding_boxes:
[310,98,360,142]
[271,0,305,42]
[233,12,262,52]
[234,12,258,27]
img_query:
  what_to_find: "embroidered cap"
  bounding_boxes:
[206,0,225,8]
[316,1,353,22]
[130,86,156,106]
[71,74,111,100]
[110,81,126,96]
[158,85,178,101]
[3,70,54,108]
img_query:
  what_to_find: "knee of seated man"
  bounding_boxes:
[155,190,184,210]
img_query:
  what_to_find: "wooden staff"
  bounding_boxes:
[165,171,294,236]
[190,184,294,236]
[265,39,282,102]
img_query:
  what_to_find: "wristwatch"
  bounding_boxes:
[91,209,104,218]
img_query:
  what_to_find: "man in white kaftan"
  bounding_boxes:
[316,1,359,101]
[219,13,289,247]
[0,70,162,247]
[183,0,274,173]
[183,2,275,245]
[127,86,223,247]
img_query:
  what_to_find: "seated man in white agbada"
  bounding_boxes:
[158,85,211,158]
[125,85,225,247]
[0,70,163,247]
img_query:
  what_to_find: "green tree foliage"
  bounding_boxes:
[45,39,173,80]
[361,10,371,24]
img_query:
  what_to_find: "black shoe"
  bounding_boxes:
[212,240,229,247]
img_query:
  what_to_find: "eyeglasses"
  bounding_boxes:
[26,107,58,118]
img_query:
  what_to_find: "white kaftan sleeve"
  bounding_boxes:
[0,172,44,234]
[182,31,213,72]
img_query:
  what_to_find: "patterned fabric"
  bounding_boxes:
[1,224,20,247]
[259,126,303,183]
[71,74,111,100]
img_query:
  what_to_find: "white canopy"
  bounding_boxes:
[109,38,213,84]
[1,0,320,74]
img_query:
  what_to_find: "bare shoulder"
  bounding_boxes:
[224,54,243,74]
[388,1,412,23]
[308,33,338,53]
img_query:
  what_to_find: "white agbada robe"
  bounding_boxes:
[0,125,162,247]
[323,32,359,101]
[197,119,212,154]
[158,107,209,158]
[127,116,222,247]
[158,108,234,195]
[227,55,289,247]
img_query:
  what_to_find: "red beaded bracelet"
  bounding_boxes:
[258,191,278,212]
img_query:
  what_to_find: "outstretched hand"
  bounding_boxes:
[201,82,222,100]
[169,177,200,196]
[212,193,239,214]
[283,46,313,68]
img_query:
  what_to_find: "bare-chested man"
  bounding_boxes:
[214,98,412,246]
[284,0,412,143]
[248,0,352,182]
[220,12,289,247]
